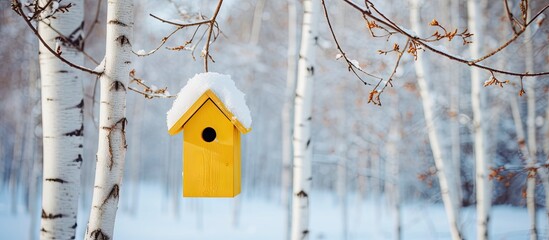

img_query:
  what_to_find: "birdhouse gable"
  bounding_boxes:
[168,89,250,135]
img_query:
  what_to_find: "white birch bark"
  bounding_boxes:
[249,0,266,45]
[524,7,538,238]
[467,1,490,239]
[510,96,537,240]
[37,1,84,239]
[282,1,298,239]
[449,0,462,205]
[542,30,549,233]
[85,0,133,239]
[410,1,462,239]
[291,0,318,239]
[387,110,401,240]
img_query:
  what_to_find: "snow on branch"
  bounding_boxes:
[127,69,175,99]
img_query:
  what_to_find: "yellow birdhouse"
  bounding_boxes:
[168,89,251,198]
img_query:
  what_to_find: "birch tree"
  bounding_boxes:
[467,0,490,239]
[509,96,537,240]
[386,98,402,240]
[291,0,318,239]
[85,0,133,239]
[409,1,463,239]
[37,1,84,239]
[524,5,537,238]
[282,0,298,239]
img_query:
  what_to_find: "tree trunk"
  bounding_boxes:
[37,0,84,239]
[449,0,462,206]
[467,1,490,239]
[387,104,401,240]
[249,0,266,45]
[510,96,537,240]
[291,0,318,239]
[410,1,462,239]
[85,0,133,239]
[542,29,549,234]
[282,1,298,239]
[524,5,538,239]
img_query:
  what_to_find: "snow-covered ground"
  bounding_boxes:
[0,183,546,239]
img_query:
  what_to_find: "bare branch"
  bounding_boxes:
[503,0,520,34]
[321,0,382,86]
[150,14,211,28]
[128,69,175,99]
[341,0,549,77]
[132,26,181,57]
[203,0,224,72]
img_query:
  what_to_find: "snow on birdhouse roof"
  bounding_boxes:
[166,72,252,133]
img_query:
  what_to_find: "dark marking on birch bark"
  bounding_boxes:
[78,144,83,148]
[296,190,308,198]
[108,20,128,27]
[101,184,120,207]
[42,209,64,219]
[307,116,312,121]
[64,124,84,136]
[302,230,309,239]
[314,36,319,45]
[115,35,130,46]
[306,139,311,148]
[67,21,84,49]
[105,118,128,170]
[71,99,84,109]
[46,98,54,101]
[110,81,126,91]
[306,66,314,75]
[45,178,67,183]
[89,229,110,240]
[124,61,131,64]
[73,154,83,163]
[70,235,76,239]
[58,70,68,73]
[307,177,312,181]
[71,222,77,229]
[296,93,302,98]
[41,228,48,233]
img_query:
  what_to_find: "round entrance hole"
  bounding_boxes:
[202,127,216,142]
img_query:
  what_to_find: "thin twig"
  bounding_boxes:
[204,0,224,72]
[321,0,381,85]
[150,14,211,28]
[132,26,182,57]
[83,0,102,44]
[471,3,549,64]
[379,39,410,94]
[503,0,520,34]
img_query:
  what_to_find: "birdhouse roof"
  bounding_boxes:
[167,72,252,135]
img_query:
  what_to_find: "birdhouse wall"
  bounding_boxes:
[182,99,241,197]
[233,127,241,195]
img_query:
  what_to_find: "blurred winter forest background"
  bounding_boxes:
[1,0,549,239]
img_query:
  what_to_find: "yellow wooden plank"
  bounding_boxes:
[233,127,241,196]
